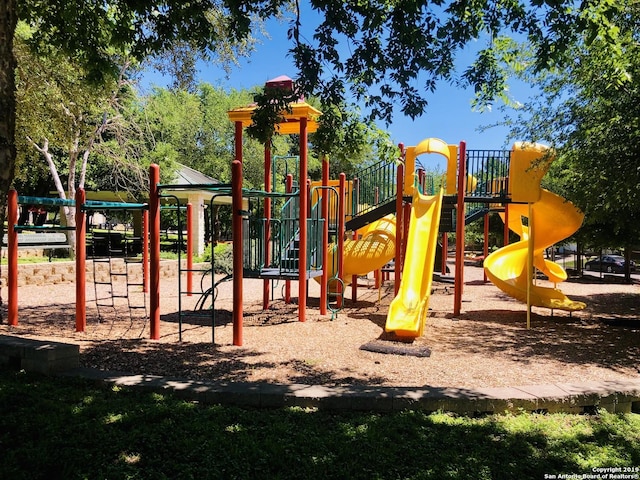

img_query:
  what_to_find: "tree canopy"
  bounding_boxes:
[1,0,635,248]
[500,0,640,250]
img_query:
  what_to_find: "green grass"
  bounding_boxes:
[1,370,638,479]
[0,255,72,265]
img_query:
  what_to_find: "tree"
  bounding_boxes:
[1,0,633,250]
[1,0,277,262]
[14,26,149,253]
[139,84,293,189]
[500,1,640,256]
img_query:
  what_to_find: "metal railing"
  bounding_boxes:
[349,158,398,220]
[464,150,511,199]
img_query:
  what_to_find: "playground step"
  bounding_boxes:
[280,258,299,270]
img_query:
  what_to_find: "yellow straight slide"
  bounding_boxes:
[385,188,443,338]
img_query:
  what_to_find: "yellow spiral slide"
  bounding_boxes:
[324,216,397,286]
[483,143,586,311]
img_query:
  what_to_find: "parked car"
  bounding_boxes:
[584,255,636,274]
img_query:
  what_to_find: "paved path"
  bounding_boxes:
[64,367,640,415]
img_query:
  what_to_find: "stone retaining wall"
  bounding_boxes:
[0,260,197,287]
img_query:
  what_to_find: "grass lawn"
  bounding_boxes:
[1,370,639,479]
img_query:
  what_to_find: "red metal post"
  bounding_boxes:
[320,155,329,315]
[504,205,510,247]
[337,173,346,308]
[149,164,161,340]
[186,202,193,296]
[263,140,272,310]
[75,189,86,332]
[403,202,411,260]
[7,189,18,326]
[454,141,467,316]
[298,117,308,322]
[142,209,149,293]
[373,183,381,289]
[232,159,244,345]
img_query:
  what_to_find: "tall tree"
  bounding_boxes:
[0,0,633,251]
[139,84,292,189]
[501,1,640,255]
[14,26,149,254]
[1,0,276,257]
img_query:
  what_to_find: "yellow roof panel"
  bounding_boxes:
[227,101,321,134]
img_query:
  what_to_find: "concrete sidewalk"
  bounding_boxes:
[64,367,640,415]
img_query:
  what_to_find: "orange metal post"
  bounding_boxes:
[351,230,358,303]
[504,205,510,247]
[75,189,86,332]
[232,120,244,346]
[454,141,467,316]
[374,186,381,289]
[395,160,404,296]
[186,202,193,296]
[403,202,411,260]
[7,189,18,326]
[149,164,161,339]
[298,117,308,322]
[483,212,489,283]
[231,160,244,345]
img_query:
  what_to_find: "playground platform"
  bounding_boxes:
[61,366,640,415]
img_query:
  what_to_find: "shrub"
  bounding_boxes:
[202,242,233,274]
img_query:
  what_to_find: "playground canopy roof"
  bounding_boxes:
[227,100,321,135]
[78,163,233,207]
[158,163,235,207]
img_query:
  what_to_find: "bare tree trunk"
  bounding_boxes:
[26,136,77,257]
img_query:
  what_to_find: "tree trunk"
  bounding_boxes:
[0,1,17,320]
[0,0,18,252]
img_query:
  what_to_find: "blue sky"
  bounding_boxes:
[143,12,532,153]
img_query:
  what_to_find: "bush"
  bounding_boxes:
[202,242,233,274]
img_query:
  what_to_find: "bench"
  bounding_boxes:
[2,232,72,261]
[0,335,79,374]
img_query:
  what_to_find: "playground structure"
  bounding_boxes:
[3,81,587,345]
[4,189,151,332]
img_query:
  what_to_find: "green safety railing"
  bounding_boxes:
[349,158,398,220]
[464,149,511,200]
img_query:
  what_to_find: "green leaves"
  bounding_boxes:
[503,0,640,249]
